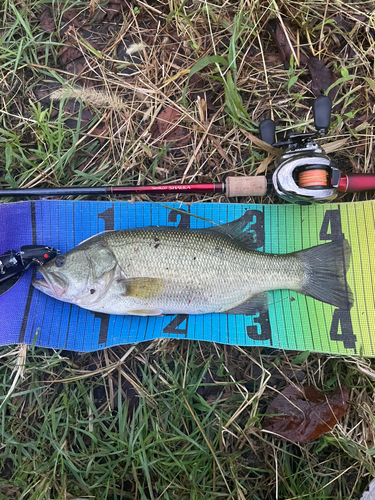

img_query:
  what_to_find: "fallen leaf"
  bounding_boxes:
[266,20,337,99]
[58,45,83,68]
[330,14,366,60]
[40,7,56,33]
[307,57,337,100]
[255,154,276,175]
[266,19,308,68]
[151,106,191,147]
[263,385,349,443]
[156,106,181,135]
[321,138,349,154]
[61,9,85,29]
[240,128,281,156]
[332,14,358,33]
[105,2,122,21]
[88,121,109,143]
[66,58,91,78]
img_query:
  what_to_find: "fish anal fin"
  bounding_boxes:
[120,277,164,300]
[226,292,269,315]
[127,309,163,316]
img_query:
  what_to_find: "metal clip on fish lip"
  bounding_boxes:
[0,245,59,296]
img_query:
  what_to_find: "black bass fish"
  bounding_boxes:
[32,213,353,316]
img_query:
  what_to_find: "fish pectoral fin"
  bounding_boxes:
[120,277,164,300]
[127,309,163,316]
[225,292,269,315]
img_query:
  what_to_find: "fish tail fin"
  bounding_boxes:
[297,239,353,309]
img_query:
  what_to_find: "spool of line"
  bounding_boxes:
[298,169,329,189]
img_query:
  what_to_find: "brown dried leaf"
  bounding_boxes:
[40,7,56,33]
[263,385,349,443]
[64,56,88,76]
[267,19,338,100]
[89,122,109,144]
[307,57,337,100]
[61,9,84,29]
[58,46,83,68]
[255,154,275,176]
[105,2,122,21]
[266,19,308,68]
[156,106,181,135]
[151,106,191,147]
[322,138,349,154]
[332,13,367,33]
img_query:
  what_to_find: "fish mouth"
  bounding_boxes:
[32,269,67,297]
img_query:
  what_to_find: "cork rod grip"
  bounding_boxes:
[226,176,268,197]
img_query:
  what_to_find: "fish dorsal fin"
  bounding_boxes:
[78,231,115,246]
[206,212,261,250]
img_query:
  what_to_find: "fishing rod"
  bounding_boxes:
[1,97,374,204]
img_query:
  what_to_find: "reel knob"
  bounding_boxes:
[259,119,276,145]
[313,96,332,136]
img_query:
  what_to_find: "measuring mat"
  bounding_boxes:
[0,200,374,356]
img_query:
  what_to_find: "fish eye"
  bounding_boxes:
[55,256,66,267]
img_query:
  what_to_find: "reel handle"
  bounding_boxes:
[313,96,332,136]
[259,119,276,145]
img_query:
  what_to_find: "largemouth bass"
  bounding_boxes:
[32,213,353,316]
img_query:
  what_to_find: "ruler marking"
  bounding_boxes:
[354,203,371,351]
[341,204,359,353]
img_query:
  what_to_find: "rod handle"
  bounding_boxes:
[226,176,268,197]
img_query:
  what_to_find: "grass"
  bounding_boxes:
[1,345,375,499]
[1,0,375,498]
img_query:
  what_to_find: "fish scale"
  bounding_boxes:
[98,227,304,315]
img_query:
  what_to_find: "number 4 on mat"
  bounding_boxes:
[329,309,357,351]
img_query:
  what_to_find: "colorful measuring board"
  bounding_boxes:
[0,200,374,356]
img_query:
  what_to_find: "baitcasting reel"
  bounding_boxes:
[260,96,344,204]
